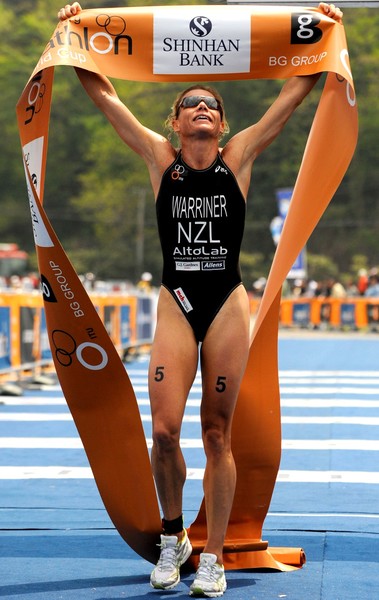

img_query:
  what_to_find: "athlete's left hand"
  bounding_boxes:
[318,3,343,23]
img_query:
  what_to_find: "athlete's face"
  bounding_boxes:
[173,88,225,139]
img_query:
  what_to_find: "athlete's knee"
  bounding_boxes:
[152,426,181,456]
[202,424,230,457]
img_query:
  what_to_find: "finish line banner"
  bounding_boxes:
[16,5,358,570]
[30,5,352,82]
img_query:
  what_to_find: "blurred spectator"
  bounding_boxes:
[357,268,368,295]
[365,272,379,297]
[292,279,306,297]
[82,272,96,291]
[328,277,347,298]
[252,277,267,297]
[9,275,22,290]
[345,278,359,297]
[20,276,35,291]
[314,279,327,297]
[304,279,318,297]
[137,272,153,293]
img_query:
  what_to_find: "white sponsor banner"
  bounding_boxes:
[23,137,54,248]
[153,7,251,75]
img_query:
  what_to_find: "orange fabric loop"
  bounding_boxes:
[16,6,357,569]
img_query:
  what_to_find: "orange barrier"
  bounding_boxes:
[250,296,379,330]
[3,293,375,376]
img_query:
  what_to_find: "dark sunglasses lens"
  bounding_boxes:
[182,96,218,110]
[205,97,218,110]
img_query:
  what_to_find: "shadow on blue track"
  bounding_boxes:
[0,578,134,598]
[0,578,260,600]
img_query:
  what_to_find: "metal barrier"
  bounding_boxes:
[0,290,157,390]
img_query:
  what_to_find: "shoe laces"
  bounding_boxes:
[156,540,178,570]
[197,558,221,583]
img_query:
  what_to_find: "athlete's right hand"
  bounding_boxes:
[57,2,82,21]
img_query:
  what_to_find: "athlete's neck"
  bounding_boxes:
[180,138,220,170]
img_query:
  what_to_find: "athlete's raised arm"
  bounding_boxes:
[57,3,175,191]
[223,3,343,195]
[247,2,343,156]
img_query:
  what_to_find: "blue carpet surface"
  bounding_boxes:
[1,332,378,599]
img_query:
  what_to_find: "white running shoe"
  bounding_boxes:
[150,529,192,590]
[189,553,227,597]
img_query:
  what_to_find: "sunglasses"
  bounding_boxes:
[178,95,223,116]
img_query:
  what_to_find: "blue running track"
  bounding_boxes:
[0,332,378,599]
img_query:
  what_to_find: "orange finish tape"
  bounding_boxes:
[17,6,358,569]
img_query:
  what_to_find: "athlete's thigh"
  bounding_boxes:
[148,289,199,432]
[200,286,250,426]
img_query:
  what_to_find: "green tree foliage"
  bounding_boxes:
[2,3,378,285]
[310,9,379,271]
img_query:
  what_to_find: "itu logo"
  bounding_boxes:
[189,16,212,37]
[96,13,127,36]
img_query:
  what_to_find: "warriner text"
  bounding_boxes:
[172,195,227,219]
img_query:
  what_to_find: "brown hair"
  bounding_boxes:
[165,84,230,139]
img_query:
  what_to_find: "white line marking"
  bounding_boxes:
[1,398,67,406]
[0,467,93,479]
[2,397,379,409]
[1,438,379,451]
[1,414,379,425]
[0,414,73,421]
[279,377,379,384]
[0,438,84,448]
[281,439,379,450]
[117,385,379,395]
[281,416,379,425]
[276,470,379,484]
[1,467,378,483]
[186,469,379,484]
[278,371,379,377]
[280,399,379,407]
[267,512,379,520]
[281,387,379,395]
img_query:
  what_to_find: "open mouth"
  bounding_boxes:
[194,114,211,122]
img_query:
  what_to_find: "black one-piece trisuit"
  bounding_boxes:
[155,151,246,343]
